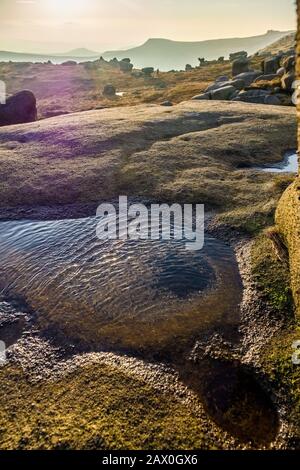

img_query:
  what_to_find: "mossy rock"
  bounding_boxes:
[276,177,300,317]
[0,363,228,450]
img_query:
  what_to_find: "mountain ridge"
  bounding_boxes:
[0,30,294,69]
[103,30,294,70]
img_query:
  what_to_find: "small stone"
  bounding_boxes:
[160,101,173,106]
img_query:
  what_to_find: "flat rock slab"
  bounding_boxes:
[0,101,296,209]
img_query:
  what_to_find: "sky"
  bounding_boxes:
[0,0,296,53]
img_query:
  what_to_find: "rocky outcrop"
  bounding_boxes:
[0,90,37,127]
[194,53,296,105]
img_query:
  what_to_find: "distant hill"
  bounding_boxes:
[58,48,99,57]
[0,50,100,64]
[257,33,295,56]
[103,30,294,70]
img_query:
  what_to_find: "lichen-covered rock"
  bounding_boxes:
[276,177,300,317]
[0,90,37,127]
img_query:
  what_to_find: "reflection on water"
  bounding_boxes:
[254,151,298,173]
[0,215,242,352]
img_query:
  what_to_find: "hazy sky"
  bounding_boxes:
[0,0,296,53]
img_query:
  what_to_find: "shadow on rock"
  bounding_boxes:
[178,358,279,446]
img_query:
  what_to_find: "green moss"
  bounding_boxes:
[0,363,224,450]
[251,235,293,313]
[261,327,300,440]
[251,233,300,440]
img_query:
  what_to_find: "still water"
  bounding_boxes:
[0,215,242,352]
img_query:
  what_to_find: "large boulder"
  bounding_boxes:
[210,85,236,100]
[263,57,281,74]
[232,58,250,76]
[0,90,37,127]
[276,180,300,319]
[234,71,262,86]
[232,89,270,104]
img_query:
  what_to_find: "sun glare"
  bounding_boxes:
[45,0,86,15]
